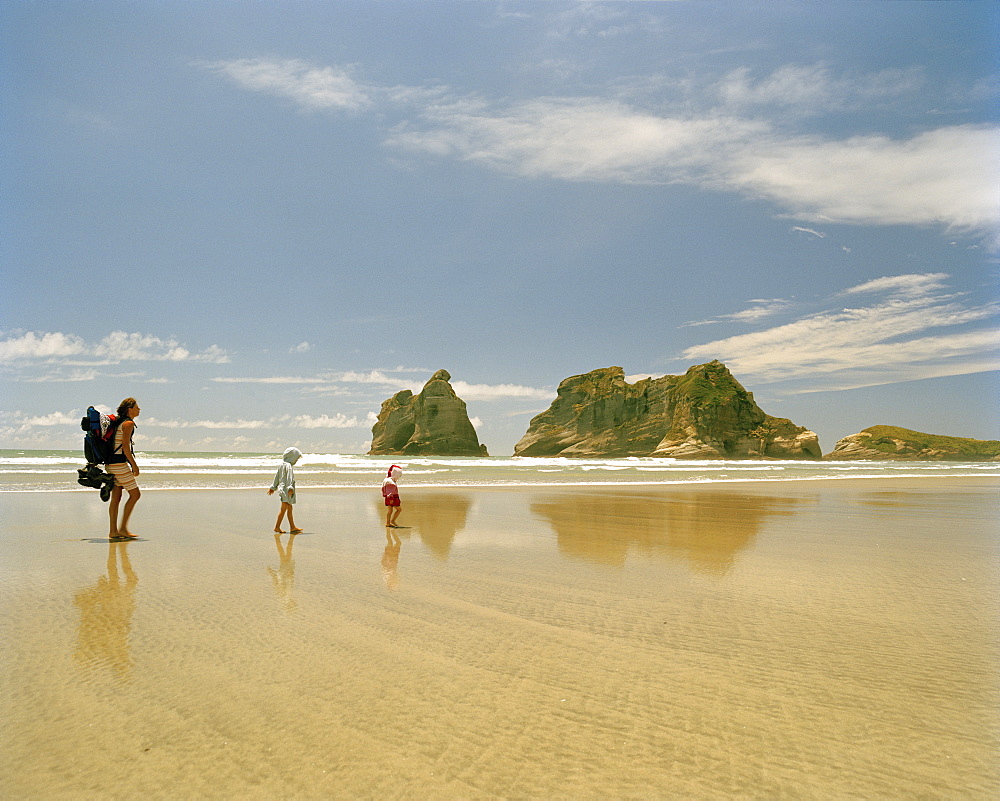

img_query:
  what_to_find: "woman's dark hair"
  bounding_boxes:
[117,397,138,421]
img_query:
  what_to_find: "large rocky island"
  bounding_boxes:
[369,369,488,456]
[513,361,821,459]
[825,426,1000,461]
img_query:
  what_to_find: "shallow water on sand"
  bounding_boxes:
[1,480,998,797]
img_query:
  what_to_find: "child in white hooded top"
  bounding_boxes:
[268,447,303,533]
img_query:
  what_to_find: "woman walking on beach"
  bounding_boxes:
[107,397,141,540]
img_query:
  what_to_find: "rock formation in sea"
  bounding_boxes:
[825,426,1000,461]
[513,360,821,459]
[369,369,489,456]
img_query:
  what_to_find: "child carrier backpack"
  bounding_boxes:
[77,406,124,501]
[81,406,127,466]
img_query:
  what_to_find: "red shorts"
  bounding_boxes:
[384,496,400,507]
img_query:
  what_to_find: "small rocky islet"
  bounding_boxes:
[368,363,998,460]
[512,361,820,459]
[368,369,488,456]
[825,425,1000,461]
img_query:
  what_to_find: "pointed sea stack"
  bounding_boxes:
[369,369,488,456]
[513,361,821,459]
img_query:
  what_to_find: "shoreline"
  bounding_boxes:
[3,472,998,494]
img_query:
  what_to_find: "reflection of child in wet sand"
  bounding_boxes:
[381,529,401,591]
[268,532,297,612]
[268,447,303,534]
[381,464,402,527]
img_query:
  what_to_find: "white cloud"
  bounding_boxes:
[144,413,375,431]
[201,58,372,112]
[682,299,792,327]
[290,341,312,353]
[286,413,372,429]
[0,331,85,362]
[391,97,999,231]
[716,64,924,113]
[211,370,552,401]
[724,125,999,229]
[149,417,270,430]
[450,381,554,401]
[206,57,999,235]
[842,272,948,297]
[13,411,79,427]
[212,376,326,384]
[681,273,1000,389]
[791,226,825,238]
[0,410,84,437]
[0,331,229,365]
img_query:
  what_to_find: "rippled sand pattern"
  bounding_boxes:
[1,479,997,797]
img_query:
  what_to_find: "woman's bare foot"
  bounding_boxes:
[274,528,285,534]
[117,530,138,539]
[290,528,303,534]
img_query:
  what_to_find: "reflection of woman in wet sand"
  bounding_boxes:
[381,529,401,591]
[268,533,297,612]
[73,540,138,679]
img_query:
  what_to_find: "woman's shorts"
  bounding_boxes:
[108,462,139,492]
[384,496,400,507]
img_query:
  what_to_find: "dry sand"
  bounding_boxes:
[1,478,998,798]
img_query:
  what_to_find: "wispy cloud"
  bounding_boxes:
[390,100,999,231]
[205,58,1000,235]
[144,412,377,430]
[681,273,1000,390]
[0,331,229,366]
[682,299,792,328]
[212,370,553,401]
[4,411,80,429]
[841,272,948,297]
[450,381,554,401]
[716,64,925,113]
[791,226,825,238]
[200,58,372,112]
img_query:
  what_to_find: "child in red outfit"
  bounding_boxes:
[381,465,402,527]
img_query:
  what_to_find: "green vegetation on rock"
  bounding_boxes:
[513,361,821,459]
[826,426,1000,461]
[369,369,488,456]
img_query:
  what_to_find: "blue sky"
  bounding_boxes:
[2,1,998,455]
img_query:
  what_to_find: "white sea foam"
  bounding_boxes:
[1,449,997,492]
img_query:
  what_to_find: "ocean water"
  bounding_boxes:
[2,449,998,492]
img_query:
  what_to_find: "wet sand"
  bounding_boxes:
[1,478,998,797]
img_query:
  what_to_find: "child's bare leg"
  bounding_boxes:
[389,506,401,526]
[274,503,287,533]
[287,505,301,533]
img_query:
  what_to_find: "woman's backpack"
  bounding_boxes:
[80,406,127,465]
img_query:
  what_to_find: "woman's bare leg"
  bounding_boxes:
[108,486,123,538]
[118,488,141,538]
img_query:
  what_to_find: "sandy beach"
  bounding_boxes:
[1,478,998,798]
